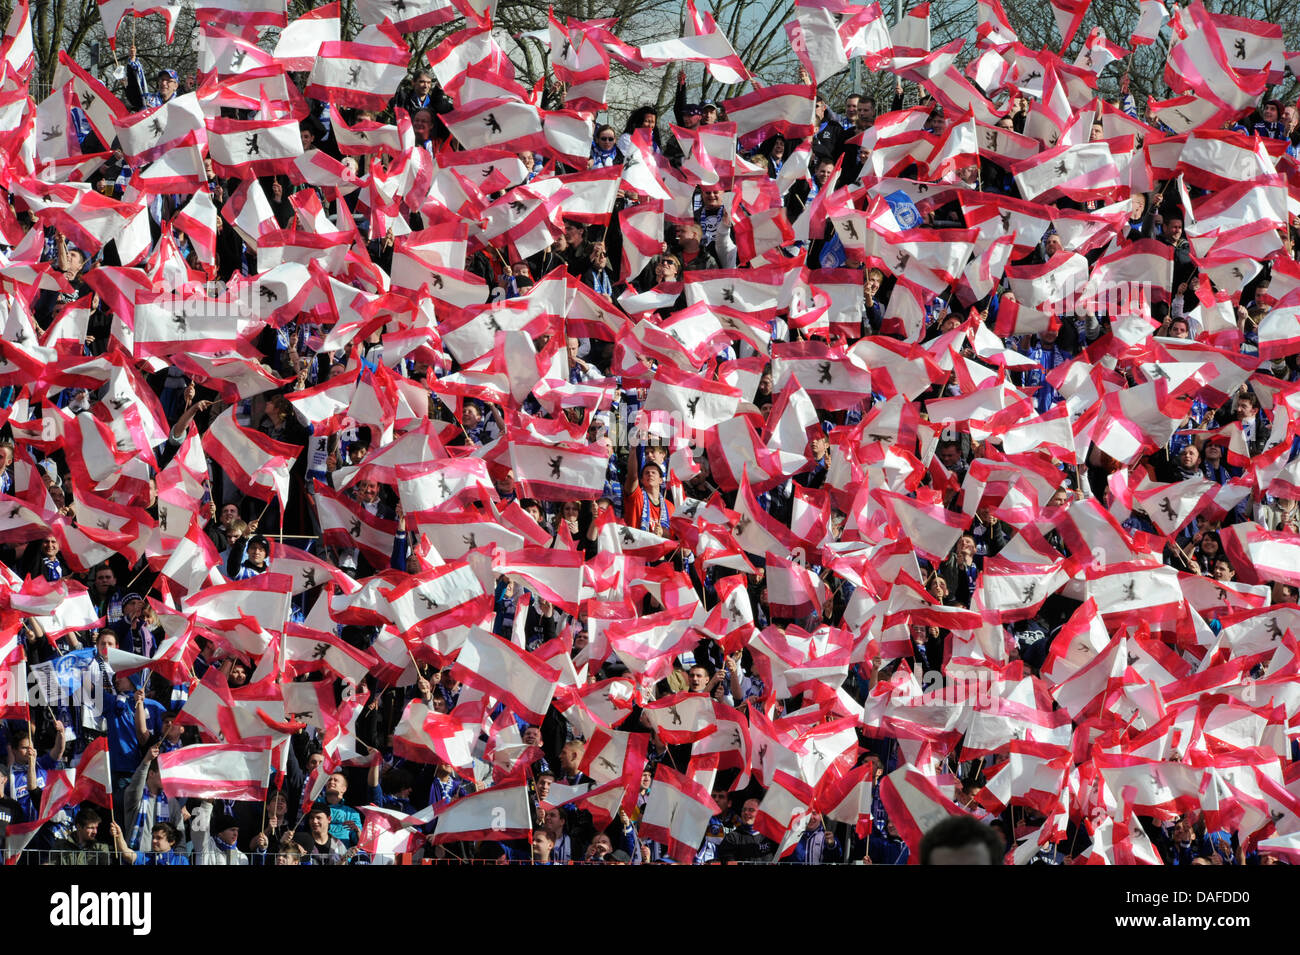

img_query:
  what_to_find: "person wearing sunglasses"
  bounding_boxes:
[591,124,622,167]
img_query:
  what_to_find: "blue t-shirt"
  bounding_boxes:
[328,803,363,848]
[108,694,165,773]
[9,755,57,822]
[134,850,190,865]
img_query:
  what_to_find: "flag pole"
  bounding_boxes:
[108,763,118,866]
[252,497,274,528]
[1166,537,1196,573]
[123,559,152,593]
[109,17,122,71]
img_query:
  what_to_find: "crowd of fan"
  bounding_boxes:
[1,28,1298,866]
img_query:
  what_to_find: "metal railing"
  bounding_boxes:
[10,848,409,865]
[11,848,858,865]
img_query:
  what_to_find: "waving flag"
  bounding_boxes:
[639,0,750,85]
[158,742,271,801]
[877,765,975,862]
[272,1,340,69]
[722,84,817,141]
[429,778,532,843]
[98,0,181,45]
[202,407,300,514]
[306,28,409,109]
[207,114,304,177]
[638,765,720,863]
[450,627,560,724]
[1048,0,1091,50]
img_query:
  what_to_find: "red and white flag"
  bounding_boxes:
[158,742,271,801]
[305,28,409,109]
[206,114,304,177]
[639,0,750,85]
[429,777,533,843]
[638,764,720,864]
[721,83,817,141]
[816,762,875,837]
[272,1,340,70]
[1048,0,1091,50]
[450,627,560,724]
[441,98,543,153]
[312,479,400,570]
[1012,142,1122,204]
[619,199,664,283]
[508,435,609,502]
[284,624,377,686]
[74,737,113,809]
[877,765,975,861]
[98,0,181,46]
[113,93,206,163]
[202,407,299,514]
[887,4,929,58]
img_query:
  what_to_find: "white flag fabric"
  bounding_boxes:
[159,742,271,801]
[450,627,559,723]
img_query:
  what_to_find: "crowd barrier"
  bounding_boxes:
[10,848,831,865]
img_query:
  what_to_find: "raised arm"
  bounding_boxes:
[48,719,65,762]
[108,821,138,864]
[125,45,148,114]
[133,687,151,744]
[170,398,213,441]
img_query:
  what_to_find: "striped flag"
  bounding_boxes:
[202,407,299,514]
[450,627,559,724]
[74,736,113,808]
[159,742,272,801]
[305,27,408,109]
[618,199,663,283]
[272,1,340,70]
[638,765,720,864]
[429,777,532,844]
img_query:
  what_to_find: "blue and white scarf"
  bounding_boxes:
[130,790,171,850]
[640,492,669,534]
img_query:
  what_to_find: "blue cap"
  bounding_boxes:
[157,68,178,82]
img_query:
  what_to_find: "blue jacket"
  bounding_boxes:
[134,849,190,865]
[790,825,842,865]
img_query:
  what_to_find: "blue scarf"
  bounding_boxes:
[591,143,618,166]
[699,208,725,246]
[213,834,238,853]
[640,491,669,534]
[130,790,170,850]
[588,269,611,296]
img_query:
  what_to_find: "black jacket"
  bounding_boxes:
[810,119,844,162]
[718,825,776,862]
